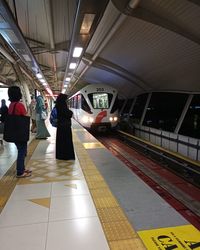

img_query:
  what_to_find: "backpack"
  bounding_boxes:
[49,107,57,127]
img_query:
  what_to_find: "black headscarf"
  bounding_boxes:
[55,94,68,109]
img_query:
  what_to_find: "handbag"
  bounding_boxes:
[3,103,30,143]
[41,110,47,120]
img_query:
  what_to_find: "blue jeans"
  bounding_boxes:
[15,142,27,175]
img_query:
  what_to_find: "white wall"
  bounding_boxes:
[0,88,10,106]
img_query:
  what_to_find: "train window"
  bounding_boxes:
[69,99,73,108]
[130,94,148,123]
[81,94,92,114]
[77,94,81,109]
[73,95,77,109]
[72,97,75,108]
[143,92,188,132]
[88,93,112,109]
[179,94,200,139]
[67,99,70,107]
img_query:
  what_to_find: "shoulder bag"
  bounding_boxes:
[3,103,30,143]
[41,110,48,120]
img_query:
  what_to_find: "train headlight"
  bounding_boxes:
[82,116,93,123]
[109,117,118,122]
[82,116,89,123]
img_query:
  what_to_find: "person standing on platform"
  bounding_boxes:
[0,99,8,123]
[29,96,36,133]
[55,93,75,160]
[35,95,50,139]
[0,99,8,145]
[0,99,8,134]
[7,86,32,178]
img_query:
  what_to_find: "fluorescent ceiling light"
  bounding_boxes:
[36,73,42,79]
[69,63,77,69]
[80,14,95,35]
[65,77,70,81]
[72,47,83,58]
[32,67,37,71]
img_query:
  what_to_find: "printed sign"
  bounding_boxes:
[138,225,200,250]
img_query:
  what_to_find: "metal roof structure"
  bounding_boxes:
[0,0,199,99]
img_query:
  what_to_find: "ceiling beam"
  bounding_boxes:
[83,54,151,91]
[44,0,58,84]
[131,7,200,45]
[112,0,200,45]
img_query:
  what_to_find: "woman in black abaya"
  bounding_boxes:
[55,93,75,160]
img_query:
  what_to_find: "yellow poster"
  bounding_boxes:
[138,225,200,250]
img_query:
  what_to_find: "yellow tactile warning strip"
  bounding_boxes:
[109,238,147,250]
[0,139,40,213]
[83,142,105,149]
[138,225,200,250]
[73,133,146,250]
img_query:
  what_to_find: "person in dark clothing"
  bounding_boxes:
[0,99,8,137]
[55,93,75,160]
[0,99,8,123]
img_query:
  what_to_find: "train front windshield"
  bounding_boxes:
[90,93,111,109]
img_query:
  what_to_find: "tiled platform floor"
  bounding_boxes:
[0,121,200,250]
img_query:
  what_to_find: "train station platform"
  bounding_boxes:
[0,120,200,250]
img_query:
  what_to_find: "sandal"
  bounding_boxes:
[16,172,32,178]
[24,169,32,173]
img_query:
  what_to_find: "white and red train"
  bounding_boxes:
[68,84,119,131]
